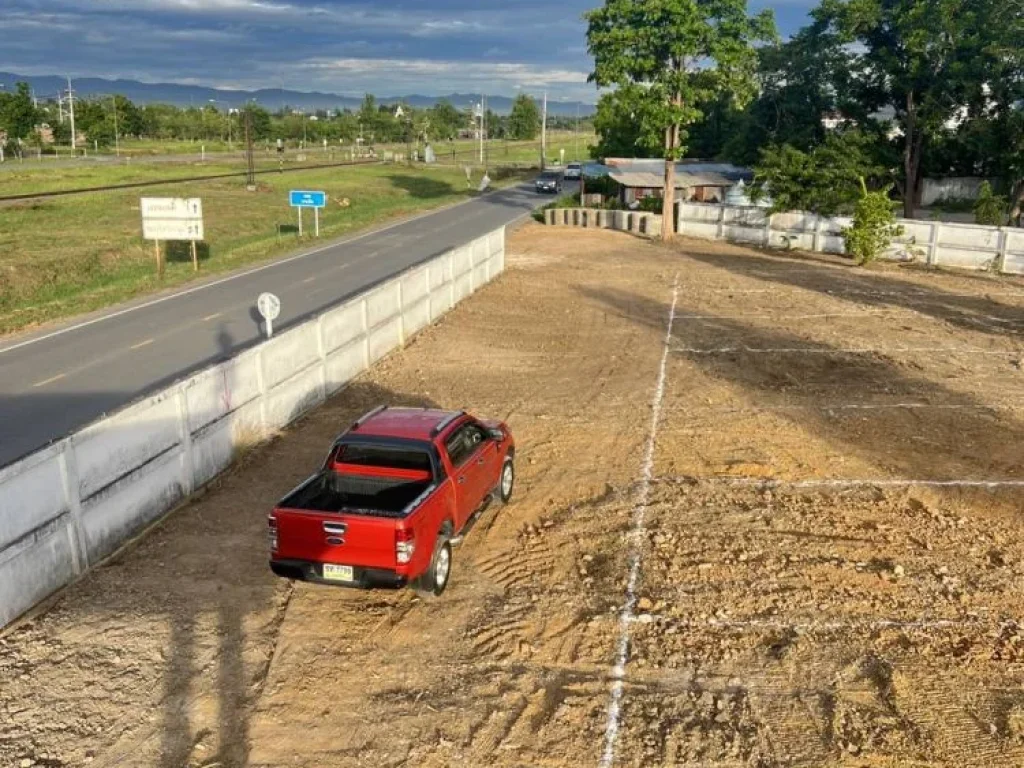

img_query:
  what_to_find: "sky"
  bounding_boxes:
[0,1,818,100]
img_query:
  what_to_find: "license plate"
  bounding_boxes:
[322,564,354,582]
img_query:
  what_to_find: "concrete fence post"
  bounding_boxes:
[997,228,1009,274]
[175,386,195,497]
[255,347,269,434]
[764,214,773,247]
[544,208,555,226]
[927,223,942,266]
[812,217,826,253]
[717,205,726,240]
[315,315,328,399]
[57,440,87,574]
[361,298,371,368]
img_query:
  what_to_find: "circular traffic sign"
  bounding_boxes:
[257,292,281,321]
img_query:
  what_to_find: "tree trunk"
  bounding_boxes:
[662,156,676,241]
[903,93,919,220]
[1011,179,1024,227]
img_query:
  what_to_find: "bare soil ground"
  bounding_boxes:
[1,226,1023,768]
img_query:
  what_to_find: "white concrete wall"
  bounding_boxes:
[678,202,1024,276]
[0,225,507,629]
[921,177,995,207]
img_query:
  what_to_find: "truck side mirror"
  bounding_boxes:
[487,428,504,441]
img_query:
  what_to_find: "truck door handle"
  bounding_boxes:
[323,522,347,535]
[458,476,466,484]
[477,458,485,466]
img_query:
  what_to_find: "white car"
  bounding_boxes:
[564,162,583,180]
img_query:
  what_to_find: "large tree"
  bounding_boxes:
[0,82,38,142]
[590,85,663,159]
[508,94,540,140]
[818,0,991,218]
[586,0,776,241]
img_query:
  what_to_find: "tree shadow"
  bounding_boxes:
[0,375,445,766]
[678,241,1024,337]
[576,283,1024,485]
[386,174,458,199]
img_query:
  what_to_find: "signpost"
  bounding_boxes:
[257,292,281,338]
[288,190,327,237]
[140,197,204,275]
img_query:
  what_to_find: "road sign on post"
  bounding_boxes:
[289,190,327,237]
[257,292,281,338]
[140,197,204,275]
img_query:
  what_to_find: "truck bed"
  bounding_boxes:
[280,468,432,517]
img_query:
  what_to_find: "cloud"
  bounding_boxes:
[0,0,816,100]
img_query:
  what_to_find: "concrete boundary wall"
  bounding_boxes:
[0,225,507,629]
[678,202,1024,276]
[544,207,663,238]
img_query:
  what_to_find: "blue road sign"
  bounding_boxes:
[289,190,327,208]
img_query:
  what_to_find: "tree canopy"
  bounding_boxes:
[586,0,776,240]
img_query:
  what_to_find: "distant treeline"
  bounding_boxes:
[0,86,590,149]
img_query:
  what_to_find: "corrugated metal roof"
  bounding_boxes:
[609,169,733,189]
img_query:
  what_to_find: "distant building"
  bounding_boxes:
[35,124,54,144]
[603,158,753,206]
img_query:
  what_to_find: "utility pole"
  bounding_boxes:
[541,90,548,170]
[57,93,64,124]
[575,101,580,161]
[478,95,484,164]
[66,76,77,153]
[111,96,120,157]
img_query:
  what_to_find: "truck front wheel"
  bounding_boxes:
[415,534,452,597]
[498,457,515,504]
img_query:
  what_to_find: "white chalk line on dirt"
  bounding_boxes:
[703,287,1024,298]
[599,275,679,768]
[658,476,1024,490]
[677,310,1024,329]
[663,402,1000,414]
[626,615,1018,633]
[672,345,1014,356]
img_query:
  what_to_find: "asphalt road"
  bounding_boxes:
[0,182,564,468]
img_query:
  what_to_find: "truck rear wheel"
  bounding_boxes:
[415,534,452,597]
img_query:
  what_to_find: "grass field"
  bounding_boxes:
[0,163,528,335]
[0,132,594,195]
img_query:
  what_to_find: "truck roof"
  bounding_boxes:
[348,407,464,441]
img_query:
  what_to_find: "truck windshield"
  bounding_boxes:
[334,443,432,472]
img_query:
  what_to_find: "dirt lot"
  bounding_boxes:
[1,225,1023,768]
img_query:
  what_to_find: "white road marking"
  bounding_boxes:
[0,188,526,358]
[704,287,1024,298]
[600,275,679,768]
[202,312,222,321]
[32,373,66,388]
[130,338,155,350]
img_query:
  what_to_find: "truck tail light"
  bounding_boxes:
[268,516,278,553]
[395,527,415,565]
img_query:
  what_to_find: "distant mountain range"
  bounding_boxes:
[0,72,595,116]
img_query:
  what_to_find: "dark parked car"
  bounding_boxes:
[535,170,563,194]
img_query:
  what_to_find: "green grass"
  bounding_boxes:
[0,163,529,335]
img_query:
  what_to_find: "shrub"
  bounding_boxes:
[843,180,903,266]
[974,182,1008,226]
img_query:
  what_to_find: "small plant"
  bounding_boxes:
[843,179,904,266]
[974,181,1008,226]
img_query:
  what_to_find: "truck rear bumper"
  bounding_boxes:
[270,559,408,590]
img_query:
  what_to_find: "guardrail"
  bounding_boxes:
[0,226,506,629]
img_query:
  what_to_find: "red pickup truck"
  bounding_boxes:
[269,407,515,596]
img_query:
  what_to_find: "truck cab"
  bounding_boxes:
[269,407,515,596]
